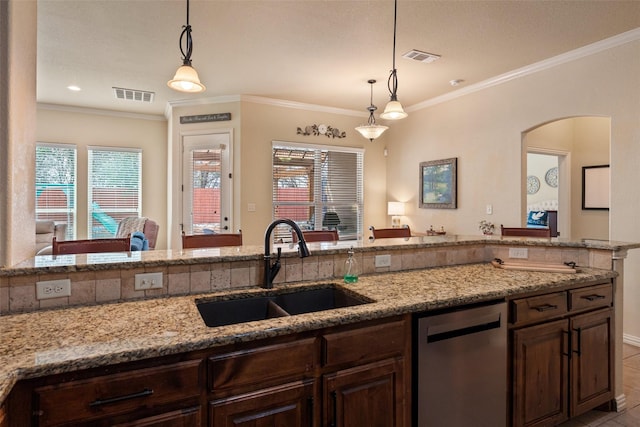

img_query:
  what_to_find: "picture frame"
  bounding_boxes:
[419,157,457,209]
[582,165,609,210]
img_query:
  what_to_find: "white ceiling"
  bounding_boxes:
[36,1,640,117]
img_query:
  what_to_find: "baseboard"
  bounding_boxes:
[614,394,626,412]
[623,334,640,347]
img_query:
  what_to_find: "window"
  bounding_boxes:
[272,142,363,241]
[88,147,142,238]
[35,143,77,240]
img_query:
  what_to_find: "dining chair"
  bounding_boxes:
[500,225,551,238]
[181,232,243,249]
[369,225,412,239]
[52,236,131,255]
[291,229,339,243]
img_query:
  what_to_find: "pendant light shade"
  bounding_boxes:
[355,80,388,142]
[167,0,206,93]
[379,0,407,120]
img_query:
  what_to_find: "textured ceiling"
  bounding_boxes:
[36,0,640,116]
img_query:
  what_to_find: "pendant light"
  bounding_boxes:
[380,0,407,120]
[167,0,206,93]
[355,80,389,142]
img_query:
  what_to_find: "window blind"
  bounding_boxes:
[35,143,77,240]
[272,142,363,242]
[88,147,142,238]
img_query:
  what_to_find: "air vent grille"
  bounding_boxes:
[402,49,441,63]
[113,87,155,103]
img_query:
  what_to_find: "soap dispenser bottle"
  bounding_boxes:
[344,247,359,283]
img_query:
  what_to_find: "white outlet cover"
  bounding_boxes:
[509,248,529,259]
[375,254,392,268]
[135,272,163,290]
[36,279,71,300]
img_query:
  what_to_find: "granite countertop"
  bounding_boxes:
[0,262,616,404]
[4,235,639,276]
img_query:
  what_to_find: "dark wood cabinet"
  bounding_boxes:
[0,402,8,427]
[510,282,614,427]
[210,380,314,426]
[324,358,405,427]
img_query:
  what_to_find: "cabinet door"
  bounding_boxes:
[512,319,569,427]
[324,358,405,427]
[570,308,614,416]
[210,380,314,427]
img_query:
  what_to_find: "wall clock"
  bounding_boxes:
[527,175,540,194]
[545,167,558,188]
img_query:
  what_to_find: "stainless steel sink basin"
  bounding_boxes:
[196,285,372,327]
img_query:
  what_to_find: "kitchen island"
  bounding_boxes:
[1,236,638,425]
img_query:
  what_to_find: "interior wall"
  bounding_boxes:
[1,0,37,266]
[238,100,387,246]
[526,153,558,211]
[387,40,640,340]
[36,107,168,248]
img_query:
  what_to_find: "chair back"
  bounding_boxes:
[116,217,159,249]
[292,229,339,243]
[52,236,131,255]
[369,225,411,239]
[182,232,243,249]
[500,225,551,238]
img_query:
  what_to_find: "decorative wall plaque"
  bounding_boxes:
[180,113,231,124]
[296,123,346,138]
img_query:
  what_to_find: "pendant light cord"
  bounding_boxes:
[179,0,193,66]
[387,0,399,101]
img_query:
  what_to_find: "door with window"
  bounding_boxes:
[182,133,232,235]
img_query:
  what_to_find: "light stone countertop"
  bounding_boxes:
[0,262,617,404]
[4,235,639,276]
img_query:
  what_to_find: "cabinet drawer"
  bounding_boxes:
[570,283,612,312]
[511,292,568,326]
[34,359,201,427]
[322,319,406,368]
[208,338,317,392]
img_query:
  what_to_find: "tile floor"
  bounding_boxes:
[559,343,640,426]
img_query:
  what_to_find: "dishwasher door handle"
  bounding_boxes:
[426,314,502,343]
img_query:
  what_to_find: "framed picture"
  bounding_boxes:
[582,165,609,210]
[419,157,457,209]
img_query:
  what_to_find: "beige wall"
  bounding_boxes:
[1,0,37,266]
[167,99,388,248]
[37,107,168,248]
[387,40,640,341]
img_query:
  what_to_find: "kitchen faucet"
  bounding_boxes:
[264,219,311,288]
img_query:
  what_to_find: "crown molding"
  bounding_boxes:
[37,103,165,121]
[408,27,640,113]
[240,95,363,117]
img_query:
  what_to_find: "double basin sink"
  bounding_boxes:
[196,284,373,327]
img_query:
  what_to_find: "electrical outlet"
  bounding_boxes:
[134,272,163,290]
[36,279,71,300]
[509,248,529,259]
[375,254,392,268]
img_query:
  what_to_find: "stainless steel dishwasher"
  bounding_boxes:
[413,300,507,427]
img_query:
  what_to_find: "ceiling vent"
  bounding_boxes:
[402,49,441,64]
[112,87,155,103]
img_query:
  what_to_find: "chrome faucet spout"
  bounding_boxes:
[263,219,310,288]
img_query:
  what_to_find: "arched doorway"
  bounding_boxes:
[522,117,610,240]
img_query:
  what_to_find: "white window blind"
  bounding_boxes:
[88,147,142,238]
[35,143,77,240]
[272,142,363,242]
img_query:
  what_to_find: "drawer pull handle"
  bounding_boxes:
[89,388,154,407]
[582,294,606,301]
[533,303,558,312]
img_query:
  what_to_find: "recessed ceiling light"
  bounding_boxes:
[67,85,81,91]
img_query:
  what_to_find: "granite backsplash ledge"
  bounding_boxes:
[1,236,635,314]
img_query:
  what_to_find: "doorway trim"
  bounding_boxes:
[524,146,571,239]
